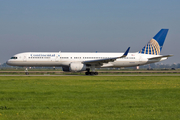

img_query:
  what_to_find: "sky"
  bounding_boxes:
[0,0,180,64]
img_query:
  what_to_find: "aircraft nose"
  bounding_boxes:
[6,60,11,65]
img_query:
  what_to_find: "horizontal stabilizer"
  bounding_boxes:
[148,55,173,60]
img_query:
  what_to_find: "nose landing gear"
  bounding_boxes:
[25,67,29,75]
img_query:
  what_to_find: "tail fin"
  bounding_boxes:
[139,29,169,55]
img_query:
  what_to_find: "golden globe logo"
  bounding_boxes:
[139,39,160,55]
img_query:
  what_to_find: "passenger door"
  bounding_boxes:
[55,54,60,62]
[23,56,27,62]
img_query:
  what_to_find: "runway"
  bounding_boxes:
[0,74,180,76]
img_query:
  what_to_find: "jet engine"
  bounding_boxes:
[69,62,86,72]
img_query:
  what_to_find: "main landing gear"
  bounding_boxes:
[85,72,98,75]
[85,68,98,75]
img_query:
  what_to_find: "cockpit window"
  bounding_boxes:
[10,57,17,59]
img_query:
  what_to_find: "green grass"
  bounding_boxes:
[0,72,180,76]
[0,76,180,120]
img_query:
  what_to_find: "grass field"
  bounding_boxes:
[0,76,180,120]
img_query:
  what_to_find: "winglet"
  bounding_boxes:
[124,47,130,56]
[119,47,130,58]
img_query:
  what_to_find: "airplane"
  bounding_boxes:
[6,29,173,75]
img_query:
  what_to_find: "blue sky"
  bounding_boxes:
[0,0,180,64]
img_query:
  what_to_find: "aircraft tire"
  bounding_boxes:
[85,72,90,75]
[85,72,98,75]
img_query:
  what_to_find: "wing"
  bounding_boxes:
[148,55,173,60]
[82,47,130,66]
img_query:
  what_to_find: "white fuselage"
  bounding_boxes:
[6,52,167,68]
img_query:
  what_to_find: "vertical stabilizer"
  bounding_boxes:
[139,29,169,55]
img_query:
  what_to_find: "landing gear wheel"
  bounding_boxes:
[85,72,90,75]
[85,71,98,76]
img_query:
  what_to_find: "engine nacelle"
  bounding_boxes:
[69,62,86,72]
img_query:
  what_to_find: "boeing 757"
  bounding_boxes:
[6,29,173,75]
